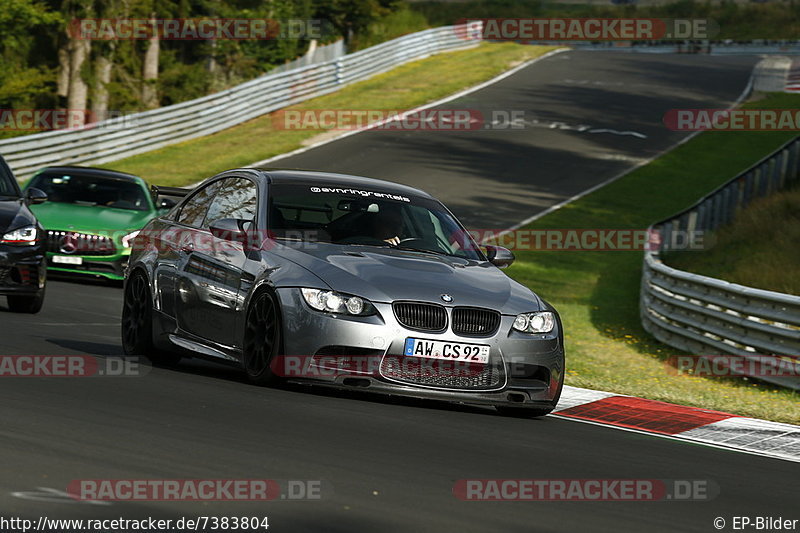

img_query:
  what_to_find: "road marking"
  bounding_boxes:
[487,116,647,138]
[11,486,110,505]
[561,79,664,90]
[34,323,117,327]
[586,128,647,138]
[599,154,651,164]
[481,71,755,243]
[249,48,570,167]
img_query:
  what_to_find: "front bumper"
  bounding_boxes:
[45,250,129,280]
[275,288,564,408]
[0,243,46,295]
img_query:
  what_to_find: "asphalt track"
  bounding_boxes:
[267,50,759,228]
[2,51,796,532]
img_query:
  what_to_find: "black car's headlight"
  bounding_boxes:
[512,311,555,333]
[301,288,376,316]
[1,225,38,245]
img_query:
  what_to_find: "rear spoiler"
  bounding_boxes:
[151,185,192,198]
[150,185,192,202]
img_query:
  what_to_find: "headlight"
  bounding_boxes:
[1,225,38,245]
[301,288,375,316]
[512,311,555,333]
[121,230,140,248]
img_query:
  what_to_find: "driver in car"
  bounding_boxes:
[371,203,405,245]
[106,189,141,210]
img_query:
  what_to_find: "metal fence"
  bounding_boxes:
[640,137,800,389]
[270,40,346,74]
[568,41,800,55]
[0,23,480,181]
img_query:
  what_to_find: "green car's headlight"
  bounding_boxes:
[512,311,555,333]
[1,225,38,245]
[121,230,140,248]
[301,288,375,316]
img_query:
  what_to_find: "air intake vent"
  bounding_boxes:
[393,302,447,332]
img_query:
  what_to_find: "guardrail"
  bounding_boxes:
[1,23,480,181]
[640,136,800,390]
[270,39,346,74]
[568,41,800,55]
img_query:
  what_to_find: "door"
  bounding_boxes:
[175,176,258,348]
[161,179,221,337]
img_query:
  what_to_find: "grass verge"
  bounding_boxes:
[113,42,559,186]
[665,187,800,295]
[505,92,800,425]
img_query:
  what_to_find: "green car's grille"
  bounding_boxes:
[46,230,116,256]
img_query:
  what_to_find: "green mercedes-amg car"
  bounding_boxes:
[23,166,176,280]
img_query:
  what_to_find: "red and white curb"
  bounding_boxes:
[553,386,800,463]
[785,59,800,92]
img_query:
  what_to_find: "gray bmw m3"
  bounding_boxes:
[122,169,564,416]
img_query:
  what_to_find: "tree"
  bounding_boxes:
[312,0,399,45]
[58,0,94,127]
[141,12,160,109]
[0,0,61,112]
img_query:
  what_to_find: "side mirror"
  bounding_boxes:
[25,188,47,205]
[485,245,515,268]
[209,218,251,243]
[158,197,177,210]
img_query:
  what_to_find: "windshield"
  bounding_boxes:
[29,172,150,211]
[268,182,484,260]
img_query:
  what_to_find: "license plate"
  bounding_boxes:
[52,255,83,265]
[404,338,490,364]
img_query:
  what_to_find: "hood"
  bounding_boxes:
[0,197,36,233]
[30,202,155,235]
[271,242,541,314]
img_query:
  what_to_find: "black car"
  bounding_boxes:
[0,156,48,313]
[123,169,564,416]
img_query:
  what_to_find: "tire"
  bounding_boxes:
[121,271,180,366]
[495,369,565,418]
[242,290,282,386]
[7,288,45,314]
